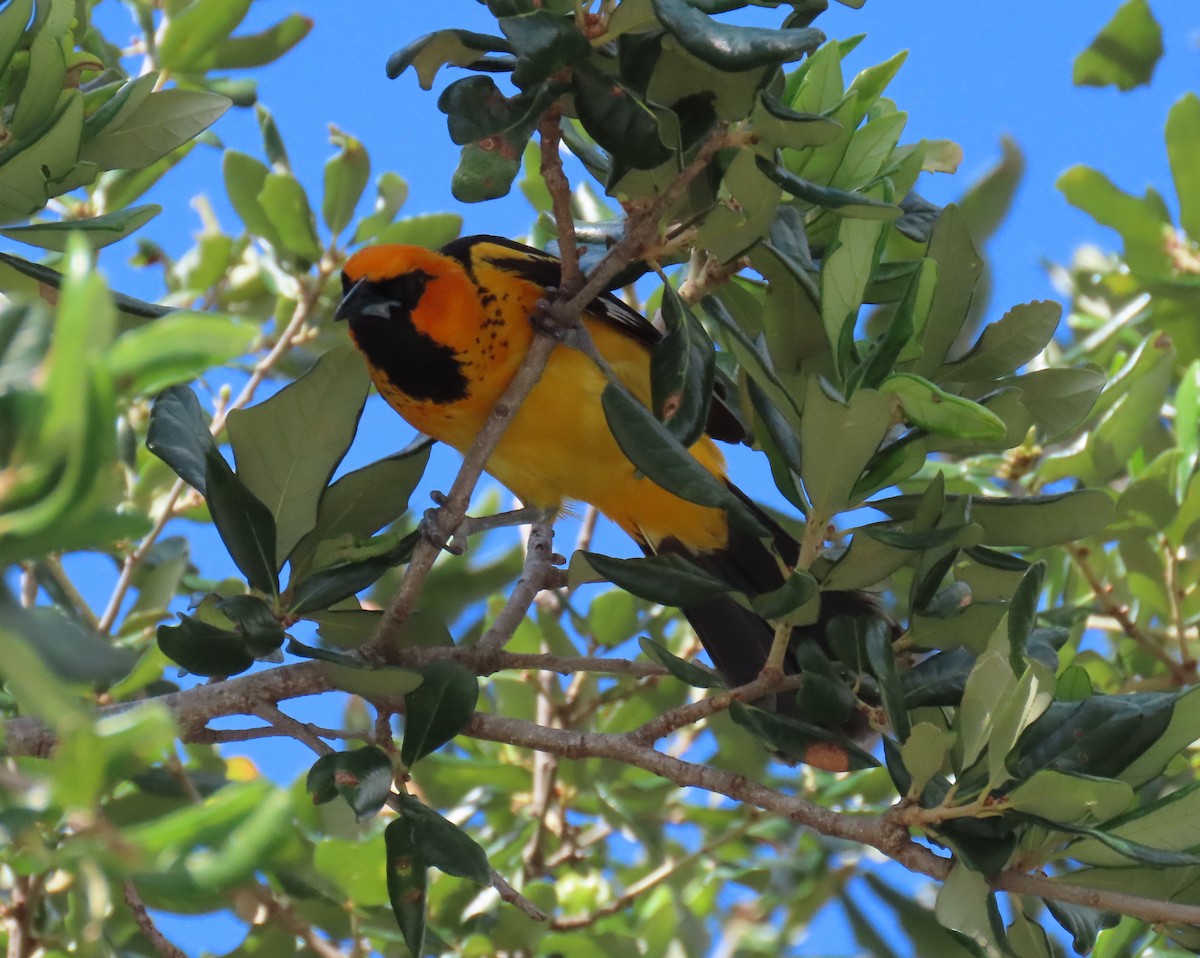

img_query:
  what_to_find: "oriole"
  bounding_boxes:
[335,235,874,722]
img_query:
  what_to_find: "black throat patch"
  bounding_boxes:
[344,273,470,404]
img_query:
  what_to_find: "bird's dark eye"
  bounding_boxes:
[380,269,433,311]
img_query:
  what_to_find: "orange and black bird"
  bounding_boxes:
[335,235,877,721]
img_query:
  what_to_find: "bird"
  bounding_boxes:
[335,234,882,756]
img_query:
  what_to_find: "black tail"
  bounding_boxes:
[647,483,887,717]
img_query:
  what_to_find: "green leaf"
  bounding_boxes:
[0,204,160,251]
[400,661,479,767]
[257,171,322,261]
[370,212,463,249]
[223,150,283,246]
[108,312,257,396]
[0,93,84,224]
[288,531,420,614]
[750,569,818,624]
[940,301,1061,383]
[321,660,424,700]
[800,379,891,517]
[910,205,983,377]
[500,9,590,87]
[1067,783,1200,867]
[1057,165,1172,279]
[1007,561,1045,671]
[653,0,823,71]
[651,285,716,448]
[204,446,279,596]
[289,442,431,580]
[386,30,513,90]
[384,816,428,956]
[958,650,1016,769]
[157,0,251,72]
[1003,367,1105,440]
[146,385,217,495]
[227,344,371,566]
[583,551,732,608]
[322,126,370,236]
[202,13,313,70]
[394,793,491,884]
[0,0,33,80]
[987,658,1054,789]
[1073,0,1162,91]
[639,635,725,689]
[573,63,673,171]
[934,865,995,949]
[1003,770,1133,824]
[881,374,1007,442]
[1120,686,1200,786]
[1167,93,1200,242]
[873,490,1115,548]
[900,722,956,796]
[79,89,230,171]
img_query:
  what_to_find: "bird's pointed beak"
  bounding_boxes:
[334,278,392,323]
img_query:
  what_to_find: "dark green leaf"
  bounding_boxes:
[204,447,279,596]
[749,569,817,622]
[1042,900,1119,957]
[335,746,395,821]
[573,63,673,171]
[729,702,878,769]
[500,10,590,87]
[386,30,514,90]
[653,0,823,71]
[584,551,732,608]
[395,793,491,884]
[288,532,420,615]
[860,616,909,741]
[639,635,725,689]
[651,285,716,448]
[1011,693,1176,780]
[305,753,340,805]
[757,157,901,219]
[865,524,969,551]
[384,817,428,956]
[902,648,974,708]
[157,613,253,678]
[401,661,479,767]
[214,594,285,658]
[601,382,750,518]
[146,385,216,495]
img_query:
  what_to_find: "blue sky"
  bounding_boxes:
[62,1,1200,954]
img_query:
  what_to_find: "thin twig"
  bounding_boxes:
[123,881,188,958]
[539,108,581,295]
[1069,544,1193,683]
[628,672,801,746]
[476,521,556,652]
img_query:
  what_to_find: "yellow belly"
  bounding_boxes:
[368,321,730,552]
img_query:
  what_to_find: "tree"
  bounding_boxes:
[1,0,1198,955]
